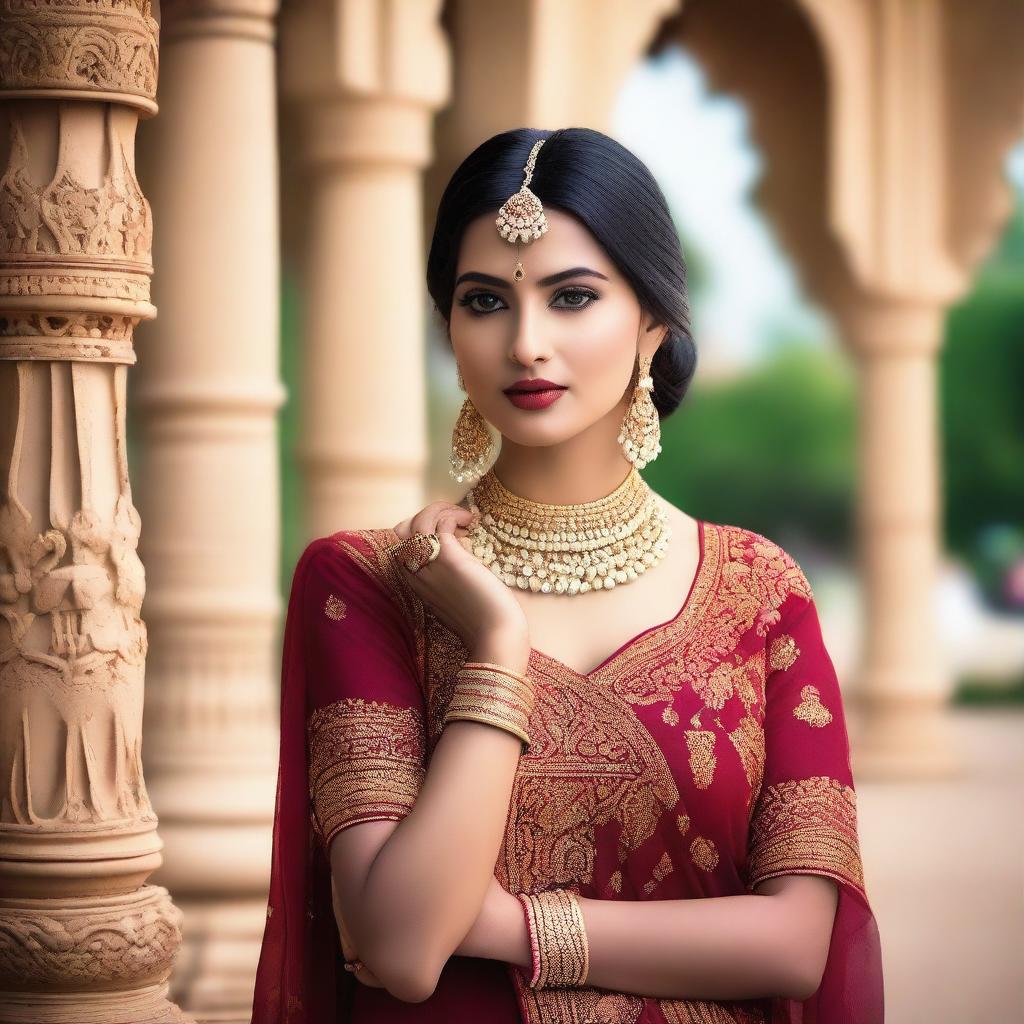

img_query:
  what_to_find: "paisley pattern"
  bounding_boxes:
[299,521,873,1024]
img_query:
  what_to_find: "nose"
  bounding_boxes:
[507,298,549,368]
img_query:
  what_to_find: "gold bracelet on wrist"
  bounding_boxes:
[442,660,534,752]
[516,887,590,989]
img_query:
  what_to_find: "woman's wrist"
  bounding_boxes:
[454,880,533,968]
[469,626,531,676]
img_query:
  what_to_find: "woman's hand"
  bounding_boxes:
[391,501,529,651]
[332,877,385,988]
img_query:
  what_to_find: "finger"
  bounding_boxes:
[434,508,464,536]
[408,501,454,538]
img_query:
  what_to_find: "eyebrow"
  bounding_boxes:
[454,266,610,289]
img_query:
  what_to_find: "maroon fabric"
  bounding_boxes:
[251,524,884,1024]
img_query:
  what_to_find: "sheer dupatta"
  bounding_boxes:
[250,532,427,1022]
[747,585,885,1023]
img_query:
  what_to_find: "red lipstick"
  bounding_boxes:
[504,377,567,410]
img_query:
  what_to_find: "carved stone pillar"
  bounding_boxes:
[0,1,191,1021]
[132,1,283,1018]
[279,0,451,539]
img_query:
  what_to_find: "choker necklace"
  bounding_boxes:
[464,466,671,596]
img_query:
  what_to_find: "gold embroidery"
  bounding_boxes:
[604,525,810,718]
[660,1000,767,1023]
[517,986,644,1024]
[307,698,425,848]
[496,661,680,894]
[690,836,719,872]
[643,852,674,895]
[735,649,765,713]
[793,684,833,728]
[747,775,864,895]
[684,729,717,789]
[692,660,736,710]
[401,521,814,1024]
[323,593,347,620]
[769,633,799,671]
[727,715,765,802]
[336,528,429,688]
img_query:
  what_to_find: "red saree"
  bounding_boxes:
[251,520,884,1023]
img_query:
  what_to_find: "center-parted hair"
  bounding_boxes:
[426,127,697,418]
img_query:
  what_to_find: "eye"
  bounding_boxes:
[455,286,600,316]
[552,287,598,310]
[456,290,507,316]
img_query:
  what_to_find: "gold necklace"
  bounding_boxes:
[464,466,671,596]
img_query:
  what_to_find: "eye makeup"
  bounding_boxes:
[456,286,599,316]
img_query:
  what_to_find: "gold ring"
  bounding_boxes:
[392,532,441,573]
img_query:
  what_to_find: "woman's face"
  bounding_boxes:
[449,206,663,450]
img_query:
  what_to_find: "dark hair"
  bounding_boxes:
[426,127,697,418]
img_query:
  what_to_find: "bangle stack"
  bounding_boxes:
[516,888,590,989]
[442,660,535,752]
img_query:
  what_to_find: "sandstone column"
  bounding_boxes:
[671,0,1024,776]
[0,1,192,1021]
[279,0,450,539]
[132,1,283,1018]
[841,300,951,776]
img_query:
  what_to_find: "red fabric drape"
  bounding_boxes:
[251,526,884,1024]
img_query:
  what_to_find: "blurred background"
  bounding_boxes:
[1,1,1021,1023]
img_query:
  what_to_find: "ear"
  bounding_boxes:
[641,315,670,361]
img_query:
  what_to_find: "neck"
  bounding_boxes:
[490,428,637,506]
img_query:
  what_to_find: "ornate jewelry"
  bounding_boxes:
[449,369,495,485]
[442,661,535,752]
[517,887,590,988]
[390,531,441,573]
[496,138,549,282]
[463,465,671,596]
[617,351,662,469]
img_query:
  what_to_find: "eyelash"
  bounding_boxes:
[456,287,599,316]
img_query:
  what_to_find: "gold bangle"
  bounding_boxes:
[442,660,534,752]
[517,888,590,989]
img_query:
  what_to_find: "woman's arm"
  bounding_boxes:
[449,874,838,1002]
[329,626,531,1003]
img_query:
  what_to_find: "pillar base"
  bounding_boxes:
[0,984,192,1024]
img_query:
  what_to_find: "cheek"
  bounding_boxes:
[562,302,637,383]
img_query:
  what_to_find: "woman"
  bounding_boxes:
[251,127,884,1023]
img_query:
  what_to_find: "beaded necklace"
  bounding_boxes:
[464,466,671,596]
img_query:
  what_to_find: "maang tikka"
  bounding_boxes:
[448,136,663,483]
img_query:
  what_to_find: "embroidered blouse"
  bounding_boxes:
[251,519,884,1023]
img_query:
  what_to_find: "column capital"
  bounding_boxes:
[0,0,159,114]
[160,0,280,44]
[835,296,947,359]
[296,97,437,171]
[279,0,449,113]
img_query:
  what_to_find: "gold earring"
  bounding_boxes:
[450,366,494,484]
[617,352,662,469]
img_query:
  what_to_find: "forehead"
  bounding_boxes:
[456,207,612,277]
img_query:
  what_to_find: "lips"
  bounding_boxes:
[505,387,567,410]
[504,378,565,393]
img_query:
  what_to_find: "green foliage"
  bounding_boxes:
[643,341,857,554]
[940,201,1024,576]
